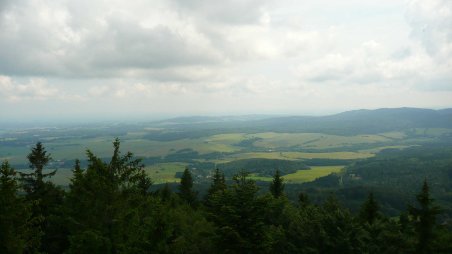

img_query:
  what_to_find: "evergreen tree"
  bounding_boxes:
[270,169,285,198]
[159,183,173,202]
[20,141,56,195]
[70,159,83,188]
[207,171,274,253]
[359,192,380,225]
[408,179,441,253]
[178,167,197,206]
[0,161,41,253]
[65,139,154,253]
[298,192,310,208]
[19,142,66,254]
[205,168,226,204]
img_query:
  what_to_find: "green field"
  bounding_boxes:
[145,163,187,184]
[2,122,447,187]
[252,132,393,150]
[283,166,344,183]
[248,166,344,183]
[222,151,373,162]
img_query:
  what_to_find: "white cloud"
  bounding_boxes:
[0,75,58,101]
[406,0,452,61]
[0,0,451,120]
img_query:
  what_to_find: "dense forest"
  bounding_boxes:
[2,139,452,253]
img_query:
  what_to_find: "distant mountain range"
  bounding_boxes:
[149,108,452,135]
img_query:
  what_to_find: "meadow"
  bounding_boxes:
[248,166,344,183]
[2,122,449,186]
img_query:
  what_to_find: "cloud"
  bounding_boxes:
[170,0,270,25]
[0,0,451,119]
[0,0,225,78]
[406,0,452,62]
[0,75,58,101]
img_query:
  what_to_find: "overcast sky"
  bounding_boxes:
[1,0,451,121]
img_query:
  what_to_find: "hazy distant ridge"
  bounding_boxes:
[150,108,452,136]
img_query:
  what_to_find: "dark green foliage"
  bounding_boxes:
[298,192,309,207]
[205,168,226,201]
[2,139,452,253]
[18,142,66,254]
[65,138,154,253]
[20,141,56,195]
[360,192,380,225]
[66,230,112,254]
[178,167,198,206]
[270,169,285,198]
[0,161,41,254]
[159,182,173,202]
[409,179,442,253]
[206,171,275,253]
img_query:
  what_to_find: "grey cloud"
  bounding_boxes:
[406,0,452,60]
[0,0,225,78]
[88,22,221,70]
[170,0,269,25]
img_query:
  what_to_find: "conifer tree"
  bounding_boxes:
[66,139,153,253]
[409,179,441,253]
[159,183,173,202]
[270,169,285,198]
[70,159,83,187]
[19,142,66,253]
[359,192,380,225]
[298,192,310,208]
[20,142,56,195]
[0,161,41,253]
[178,167,197,206]
[206,169,226,197]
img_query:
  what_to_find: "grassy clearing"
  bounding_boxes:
[145,162,187,184]
[247,166,345,183]
[248,173,272,182]
[228,151,373,161]
[360,145,413,154]
[252,132,392,150]
[414,128,452,137]
[378,132,406,139]
[283,166,344,183]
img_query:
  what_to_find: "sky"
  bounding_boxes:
[0,0,451,121]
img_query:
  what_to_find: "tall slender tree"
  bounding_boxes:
[207,169,226,195]
[0,161,41,253]
[19,142,66,254]
[178,167,197,206]
[359,192,380,225]
[409,179,441,254]
[270,169,285,198]
[20,142,56,195]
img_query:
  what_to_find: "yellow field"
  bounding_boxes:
[247,166,344,183]
[283,166,344,183]
[224,151,373,161]
[360,145,413,154]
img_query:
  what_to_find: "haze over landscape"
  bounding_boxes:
[1,0,452,121]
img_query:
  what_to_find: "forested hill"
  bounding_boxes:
[144,107,452,138]
[2,141,452,253]
[254,108,452,135]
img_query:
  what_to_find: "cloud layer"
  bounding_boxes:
[0,0,451,120]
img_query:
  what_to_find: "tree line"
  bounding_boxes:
[1,139,452,253]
